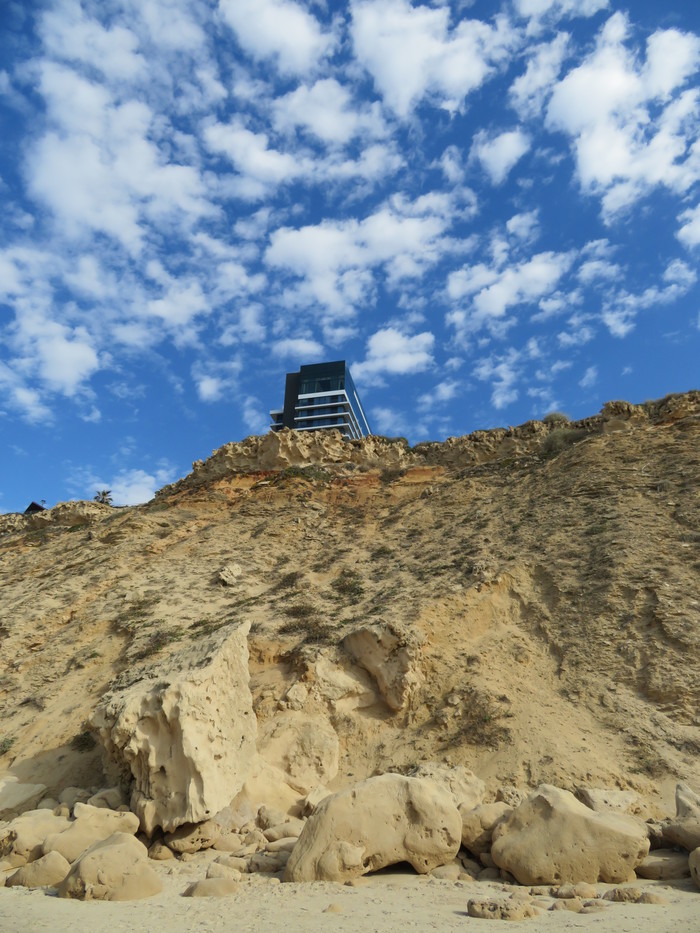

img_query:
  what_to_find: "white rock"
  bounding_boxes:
[257,712,338,794]
[91,623,256,833]
[342,621,423,711]
[58,832,161,901]
[491,785,650,885]
[409,763,485,811]
[285,773,461,882]
[6,850,71,888]
[0,778,47,820]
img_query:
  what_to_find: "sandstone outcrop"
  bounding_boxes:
[491,785,649,885]
[43,803,139,863]
[663,783,700,852]
[636,849,690,880]
[467,894,540,921]
[58,832,161,900]
[6,850,71,888]
[284,773,461,882]
[257,712,339,793]
[342,622,424,711]
[91,623,256,834]
[577,787,644,816]
[409,763,485,811]
[0,778,47,820]
[459,801,511,855]
[689,847,700,889]
[164,819,221,853]
[0,809,72,864]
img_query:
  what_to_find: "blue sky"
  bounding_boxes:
[1,0,699,511]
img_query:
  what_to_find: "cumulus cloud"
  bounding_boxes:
[350,0,516,116]
[272,337,325,359]
[546,13,700,218]
[579,364,598,388]
[509,32,569,117]
[273,78,386,145]
[353,328,435,382]
[219,0,333,75]
[474,348,521,408]
[471,128,531,184]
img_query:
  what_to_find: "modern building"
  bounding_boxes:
[270,360,371,439]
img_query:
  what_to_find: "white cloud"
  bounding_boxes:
[40,0,146,81]
[577,258,621,284]
[219,0,332,75]
[677,203,700,247]
[204,121,305,199]
[506,209,539,242]
[474,348,521,408]
[272,337,325,359]
[107,467,176,505]
[350,0,516,116]
[192,358,242,402]
[546,13,700,218]
[579,364,598,388]
[241,395,269,435]
[447,250,575,337]
[265,195,458,315]
[471,129,531,184]
[417,379,459,411]
[509,32,569,117]
[353,328,435,382]
[514,0,609,25]
[273,78,385,145]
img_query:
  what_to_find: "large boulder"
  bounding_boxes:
[58,832,162,900]
[284,773,461,883]
[257,712,339,794]
[459,801,511,855]
[342,621,423,711]
[43,803,139,863]
[663,783,700,852]
[6,850,71,888]
[0,809,71,864]
[409,763,485,811]
[0,778,47,820]
[690,847,700,890]
[91,623,256,834]
[491,784,649,885]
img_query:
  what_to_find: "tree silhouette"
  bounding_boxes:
[94,489,113,505]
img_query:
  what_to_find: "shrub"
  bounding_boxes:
[541,427,588,457]
[0,736,16,755]
[543,411,570,424]
[331,569,365,600]
[71,730,97,752]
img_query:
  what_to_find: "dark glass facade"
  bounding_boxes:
[270,361,371,439]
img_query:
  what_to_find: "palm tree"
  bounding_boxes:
[94,489,113,505]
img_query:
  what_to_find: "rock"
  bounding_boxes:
[7,850,71,888]
[264,819,305,842]
[467,895,540,920]
[148,841,175,860]
[690,847,700,889]
[459,802,511,855]
[91,623,256,834]
[215,853,248,873]
[577,787,644,816]
[0,778,48,820]
[164,819,221,854]
[637,892,669,904]
[458,854,481,877]
[43,803,140,863]
[282,683,308,711]
[58,832,161,900]
[213,833,244,853]
[266,837,297,853]
[256,806,287,830]
[257,712,339,794]
[430,861,462,880]
[87,787,126,810]
[58,787,91,810]
[663,783,700,852]
[207,862,242,881]
[342,622,423,711]
[496,786,525,808]
[549,897,583,912]
[554,882,598,899]
[218,563,242,586]
[603,885,643,902]
[284,773,461,883]
[477,867,501,882]
[247,851,288,873]
[0,809,71,862]
[184,877,239,897]
[636,849,690,880]
[301,785,330,816]
[409,763,485,811]
[37,798,59,810]
[491,784,650,885]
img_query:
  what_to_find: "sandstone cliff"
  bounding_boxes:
[0,391,698,817]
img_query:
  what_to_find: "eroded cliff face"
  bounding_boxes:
[0,392,698,822]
